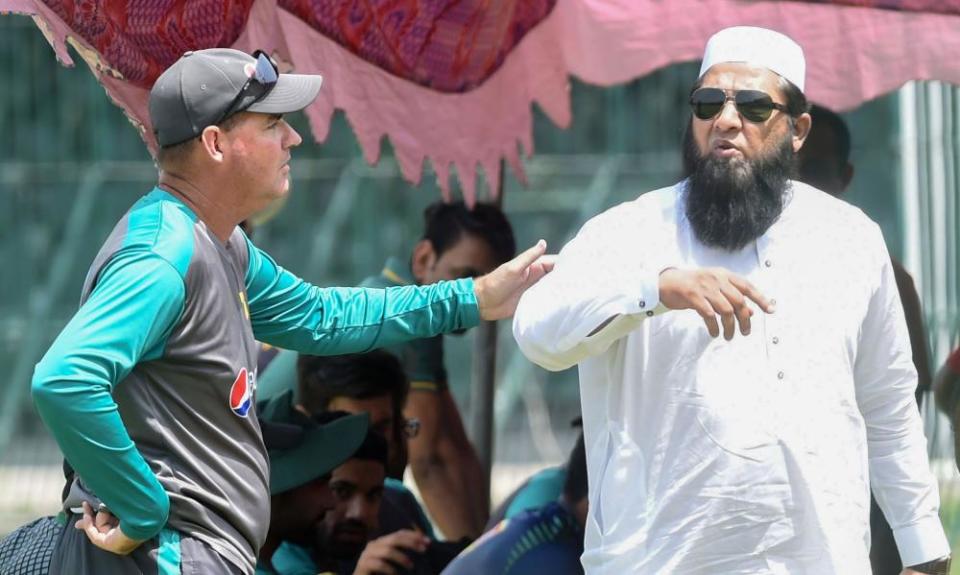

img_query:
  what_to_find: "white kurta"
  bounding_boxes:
[513,180,949,574]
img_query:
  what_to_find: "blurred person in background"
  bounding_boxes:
[933,346,960,471]
[441,431,588,575]
[296,352,436,541]
[255,394,370,575]
[259,201,517,539]
[484,416,582,530]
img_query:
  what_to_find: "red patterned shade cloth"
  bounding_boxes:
[278,0,557,92]
[32,0,556,92]
[791,0,960,15]
[35,0,256,87]
[3,0,960,202]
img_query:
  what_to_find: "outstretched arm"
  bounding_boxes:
[245,238,551,354]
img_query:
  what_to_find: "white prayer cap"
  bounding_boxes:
[698,26,806,92]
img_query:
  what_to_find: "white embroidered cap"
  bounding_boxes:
[699,26,806,92]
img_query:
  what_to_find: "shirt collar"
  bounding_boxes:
[381,256,415,286]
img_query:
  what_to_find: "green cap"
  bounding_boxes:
[258,391,367,495]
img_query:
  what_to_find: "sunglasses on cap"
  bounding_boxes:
[689,88,788,123]
[215,50,279,125]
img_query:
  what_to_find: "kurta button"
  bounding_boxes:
[765,259,772,267]
[639,299,646,309]
[772,336,779,344]
[646,311,655,317]
[777,371,785,380]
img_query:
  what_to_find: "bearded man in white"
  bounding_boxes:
[513,26,950,575]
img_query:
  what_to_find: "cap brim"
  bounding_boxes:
[248,73,323,115]
[268,412,368,495]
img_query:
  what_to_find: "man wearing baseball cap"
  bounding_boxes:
[514,27,950,573]
[31,48,552,574]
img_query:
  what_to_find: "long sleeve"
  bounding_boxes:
[853,227,949,566]
[31,251,186,540]
[244,239,479,354]
[513,200,673,372]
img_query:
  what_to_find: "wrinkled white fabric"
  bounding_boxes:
[514,180,949,574]
[699,26,806,92]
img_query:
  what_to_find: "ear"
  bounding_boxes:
[198,126,225,163]
[410,239,437,283]
[791,112,812,153]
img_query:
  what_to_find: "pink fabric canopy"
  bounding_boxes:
[4,0,960,202]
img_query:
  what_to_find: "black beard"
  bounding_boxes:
[682,124,796,251]
[317,519,369,560]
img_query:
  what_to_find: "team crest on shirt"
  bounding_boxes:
[229,367,256,417]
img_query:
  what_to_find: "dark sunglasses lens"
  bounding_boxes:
[690,88,725,120]
[735,91,775,122]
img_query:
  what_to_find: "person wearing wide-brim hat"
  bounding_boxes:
[255,391,368,575]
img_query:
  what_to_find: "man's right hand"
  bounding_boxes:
[75,501,144,556]
[353,529,431,575]
[474,240,555,321]
[659,267,774,340]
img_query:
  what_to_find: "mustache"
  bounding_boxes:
[332,519,368,539]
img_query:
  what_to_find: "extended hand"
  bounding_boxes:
[353,529,431,575]
[475,240,555,321]
[659,267,774,340]
[75,501,144,556]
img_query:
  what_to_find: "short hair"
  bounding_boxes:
[777,76,810,120]
[562,432,587,504]
[807,104,851,166]
[155,138,198,169]
[422,201,516,266]
[349,429,389,468]
[297,351,409,419]
[155,113,246,169]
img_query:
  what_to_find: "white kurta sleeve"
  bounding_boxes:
[853,225,949,566]
[513,199,673,372]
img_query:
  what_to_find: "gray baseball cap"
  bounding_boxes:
[149,48,323,147]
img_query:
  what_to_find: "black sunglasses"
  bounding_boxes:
[689,88,788,123]
[216,50,279,125]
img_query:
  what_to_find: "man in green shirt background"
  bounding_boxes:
[258,201,515,540]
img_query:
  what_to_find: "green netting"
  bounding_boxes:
[1,16,956,566]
